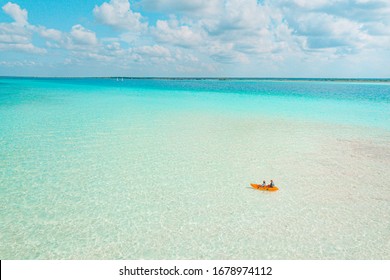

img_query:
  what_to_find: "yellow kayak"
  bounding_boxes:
[250,183,279,192]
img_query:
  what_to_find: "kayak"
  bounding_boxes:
[250,183,279,192]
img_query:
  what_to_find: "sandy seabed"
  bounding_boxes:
[1,111,390,259]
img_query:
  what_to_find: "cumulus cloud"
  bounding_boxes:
[2,0,390,76]
[0,2,100,57]
[148,1,297,63]
[290,0,330,9]
[147,0,390,60]
[152,18,203,47]
[37,27,63,42]
[201,0,270,35]
[274,0,390,54]
[0,2,46,54]
[135,45,170,57]
[0,42,46,54]
[93,0,146,31]
[141,0,221,16]
[207,42,250,63]
[70,24,98,46]
[0,59,41,66]
[2,2,28,25]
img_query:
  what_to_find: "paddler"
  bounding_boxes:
[269,180,274,188]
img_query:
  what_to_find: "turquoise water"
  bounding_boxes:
[1,78,390,259]
[2,78,389,128]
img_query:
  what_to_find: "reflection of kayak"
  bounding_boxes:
[250,183,279,192]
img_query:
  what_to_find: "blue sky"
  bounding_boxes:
[0,0,389,77]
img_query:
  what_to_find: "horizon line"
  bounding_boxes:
[1,76,390,81]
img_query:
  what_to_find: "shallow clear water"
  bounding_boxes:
[1,78,389,259]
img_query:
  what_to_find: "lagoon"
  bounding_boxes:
[1,78,389,259]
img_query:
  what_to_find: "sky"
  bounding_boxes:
[0,0,390,77]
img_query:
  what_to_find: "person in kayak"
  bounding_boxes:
[261,180,266,187]
[269,180,275,188]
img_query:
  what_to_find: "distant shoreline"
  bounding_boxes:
[1,76,390,83]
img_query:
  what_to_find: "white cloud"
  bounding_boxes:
[291,0,331,9]
[102,41,130,59]
[141,0,221,17]
[148,1,296,63]
[2,2,28,25]
[174,49,199,63]
[0,32,29,44]
[0,2,100,57]
[134,45,171,58]
[152,18,203,47]
[207,42,249,63]
[2,0,390,76]
[93,0,146,31]
[70,24,98,46]
[0,42,46,54]
[0,59,41,66]
[0,2,46,54]
[274,0,390,54]
[37,27,63,42]
[202,0,270,35]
